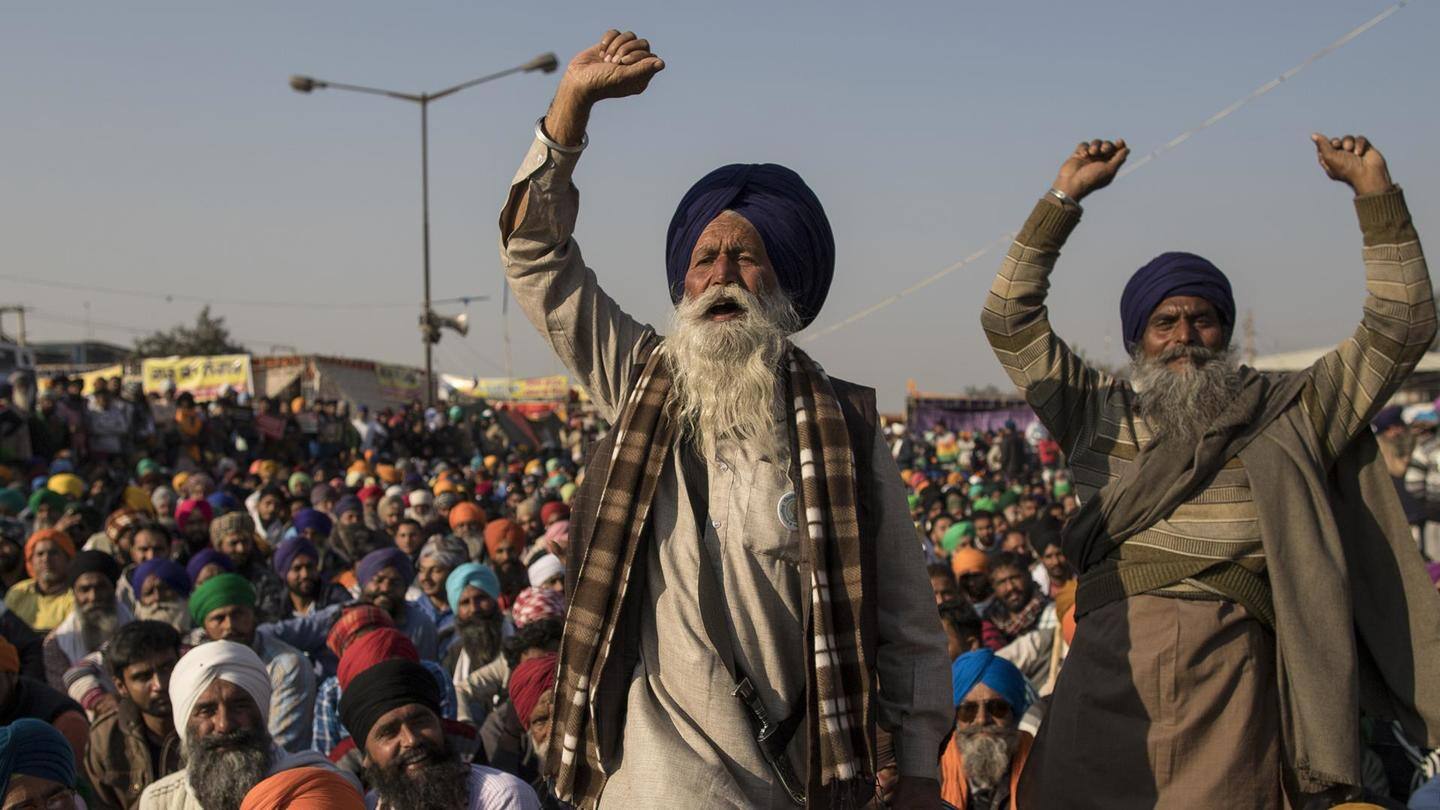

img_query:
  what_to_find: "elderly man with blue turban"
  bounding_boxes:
[982,135,1440,807]
[0,719,77,809]
[499,29,950,810]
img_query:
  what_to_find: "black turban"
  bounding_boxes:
[665,164,835,330]
[68,549,120,587]
[339,658,441,750]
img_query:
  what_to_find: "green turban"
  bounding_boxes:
[27,489,67,515]
[188,572,256,627]
[972,497,997,514]
[940,522,973,553]
[997,490,1020,510]
[1054,480,1073,498]
[906,494,921,511]
[967,484,986,500]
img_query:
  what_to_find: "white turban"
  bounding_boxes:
[527,553,565,589]
[169,640,272,744]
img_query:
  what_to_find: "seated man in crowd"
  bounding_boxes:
[940,649,1032,810]
[0,636,90,763]
[411,535,468,654]
[340,657,540,810]
[4,528,76,633]
[526,553,564,595]
[981,552,1054,651]
[506,651,560,806]
[187,573,315,752]
[44,550,133,690]
[86,621,184,810]
[131,558,193,631]
[443,563,504,722]
[0,719,80,810]
[939,599,985,662]
[139,640,352,810]
[115,522,170,612]
[209,514,285,623]
[271,536,326,619]
[356,547,438,661]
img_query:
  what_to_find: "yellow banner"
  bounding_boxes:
[142,355,252,399]
[375,364,424,402]
[446,374,570,401]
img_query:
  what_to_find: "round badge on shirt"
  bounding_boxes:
[777,491,799,531]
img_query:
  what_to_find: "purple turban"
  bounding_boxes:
[357,547,413,590]
[292,508,333,538]
[273,536,319,577]
[131,558,191,598]
[1120,252,1234,353]
[334,495,363,519]
[665,164,834,329]
[185,547,233,584]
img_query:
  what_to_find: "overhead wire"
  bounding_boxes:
[799,0,1411,345]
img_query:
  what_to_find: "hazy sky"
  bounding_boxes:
[4,1,1437,409]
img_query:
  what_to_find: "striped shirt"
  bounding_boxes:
[981,190,1432,621]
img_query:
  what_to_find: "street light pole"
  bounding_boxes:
[290,51,559,406]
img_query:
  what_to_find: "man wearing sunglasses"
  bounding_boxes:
[940,650,1032,810]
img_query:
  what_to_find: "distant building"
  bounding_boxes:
[1252,348,1440,405]
[29,340,131,366]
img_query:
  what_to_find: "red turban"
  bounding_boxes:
[483,519,525,558]
[239,766,364,810]
[356,485,385,505]
[24,529,76,578]
[325,604,394,657]
[338,628,418,691]
[509,652,558,730]
[539,501,570,526]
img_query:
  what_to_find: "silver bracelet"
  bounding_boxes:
[1047,187,1081,210]
[534,115,587,154]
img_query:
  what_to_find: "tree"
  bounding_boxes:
[132,306,247,358]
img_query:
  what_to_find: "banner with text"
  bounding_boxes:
[142,355,253,400]
[375,364,425,403]
[443,374,570,402]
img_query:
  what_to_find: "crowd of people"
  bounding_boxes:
[0,371,600,809]
[5,25,1440,810]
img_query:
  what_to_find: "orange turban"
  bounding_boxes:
[449,501,486,531]
[239,767,364,810]
[0,637,18,674]
[951,547,988,578]
[25,529,77,578]
[375,464,400,485]
[484,518,525,557]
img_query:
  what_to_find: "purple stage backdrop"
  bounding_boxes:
[908,398,1039,435]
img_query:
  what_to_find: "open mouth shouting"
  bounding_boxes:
[706,297,744,321]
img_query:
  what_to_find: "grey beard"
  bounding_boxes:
[79,606,120,654]
[362,737,470,810]
[185,728,275,810]
[458,613,504,666]
[666,283,800,461]
[136,600,192,632]
[957,726,1019,790]
[1130,345,1242,444]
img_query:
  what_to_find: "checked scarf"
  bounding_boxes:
[548,340,874,807]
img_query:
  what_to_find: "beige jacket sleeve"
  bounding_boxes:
[498,136,658,422]
[870,428,955,778]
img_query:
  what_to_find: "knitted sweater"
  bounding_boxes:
[981,189,1431,620]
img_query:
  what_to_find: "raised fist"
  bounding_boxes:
[1052,139,1129,203]
[1312,133,1392,196]
[558,30,665,107]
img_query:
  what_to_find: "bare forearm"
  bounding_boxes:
[543,88,592,149]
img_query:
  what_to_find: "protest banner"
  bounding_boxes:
[141,354,252,400]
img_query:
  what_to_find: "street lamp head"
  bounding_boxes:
[522,52,559,74]
[289,75,320,94]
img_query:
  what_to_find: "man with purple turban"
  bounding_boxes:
[982,135,1440,807]
[356,548,437,662]
[499,29,949,810]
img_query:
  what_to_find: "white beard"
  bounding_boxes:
[1130,345,1243,444]
[666,284,800,461]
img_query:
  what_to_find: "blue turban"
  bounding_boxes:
[334,495,363,519]
[0,718,77,796]
[1120,252,1234,353]
[446,562,499,609]
[184,547,233,585]
[272,536,318,578]
[357,547,413,590]
[951,649,1029,717]
[205,492,239,515]
[665,164,835,330]
[131,558,191,598]
[292,508,333,538]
